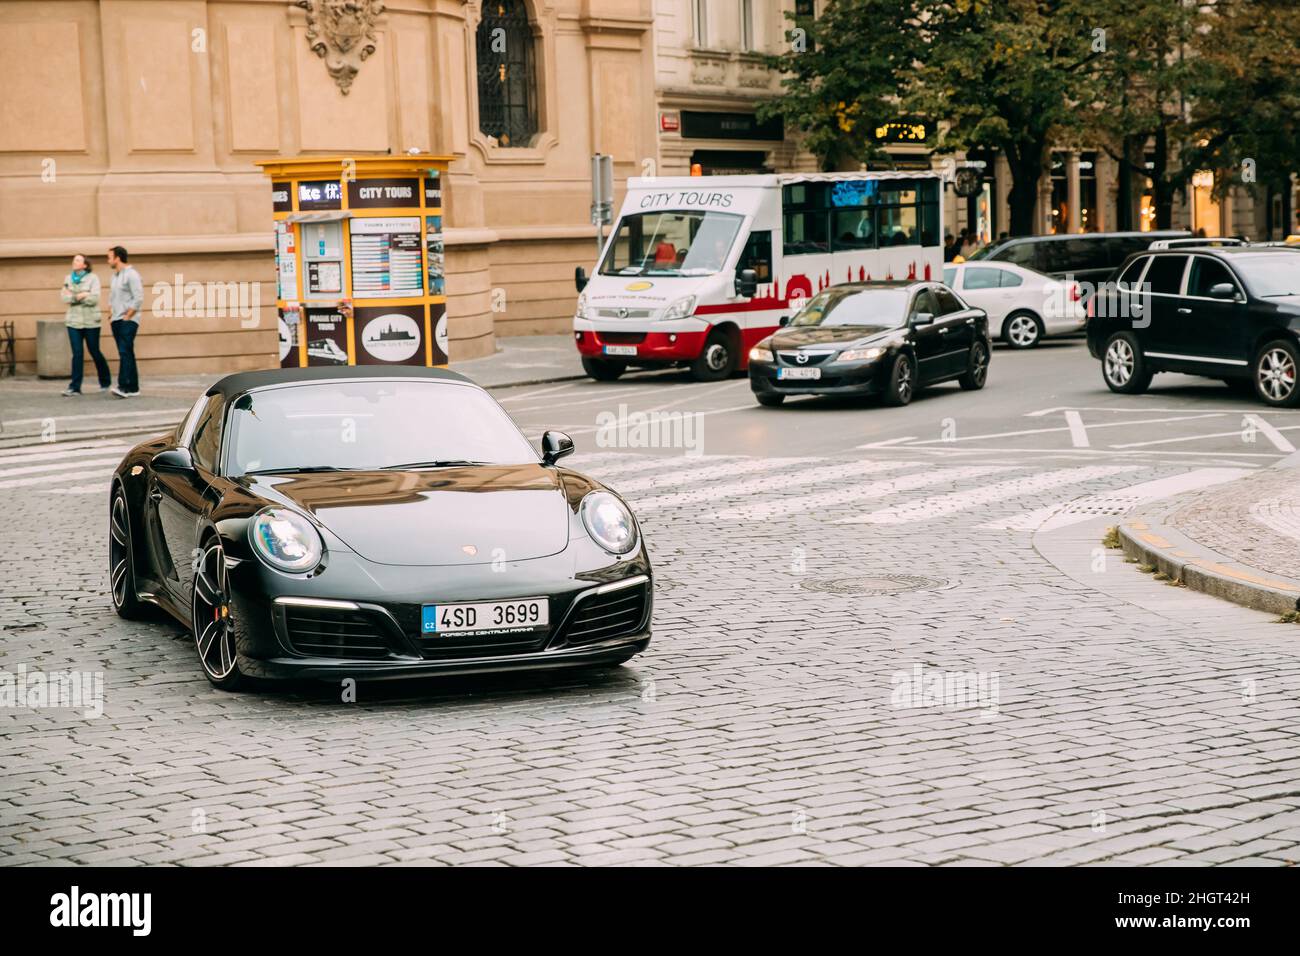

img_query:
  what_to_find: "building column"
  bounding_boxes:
[1066,151,1081,233]
[995,154,1011,237]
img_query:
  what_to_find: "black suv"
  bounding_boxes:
[967,231,1190,286]
[1086,247,1300,407]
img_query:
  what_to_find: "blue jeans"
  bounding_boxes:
[68,326,111,392]
[112,320,139,392]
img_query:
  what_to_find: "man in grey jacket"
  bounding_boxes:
[107,245,143,397]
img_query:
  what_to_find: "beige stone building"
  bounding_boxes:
[0,0,657,376]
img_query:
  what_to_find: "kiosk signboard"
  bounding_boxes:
[257,155,451,368]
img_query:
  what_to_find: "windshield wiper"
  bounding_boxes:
[243,466,353,476]
[379,459,484,470]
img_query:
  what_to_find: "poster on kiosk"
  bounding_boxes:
[256,155,453,369]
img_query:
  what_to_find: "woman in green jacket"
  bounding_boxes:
[61,254,110,396]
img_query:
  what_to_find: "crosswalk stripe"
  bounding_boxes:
[47,482,111,495]
[1,407,189,429]
[586,454,742,485]
[0,468,117,490]
[0,443,126,468]
[634,458,919,512]
[979,467,1252,532]
[612,456,812,495]
[0,457,122,480]
[710,464,1018,522]
[842,465,1143,525]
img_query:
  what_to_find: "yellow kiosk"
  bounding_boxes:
[255,155,452,368]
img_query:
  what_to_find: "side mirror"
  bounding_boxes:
[575,266,588,293]
[778,315,791,327]
[911,312,935,326]
[735,268,758,299]
[1208,282,1238,300]
[152,447,196,476]
[541,430,575,466]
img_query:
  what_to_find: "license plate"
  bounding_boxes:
[421,598,549,635]
[604,345,637,357]
[778,367,821,380]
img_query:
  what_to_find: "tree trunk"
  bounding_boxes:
[1152,126,1174,231]
[1004,141,1046,236]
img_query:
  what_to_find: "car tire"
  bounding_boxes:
[582,356,626,382]
[755,392,785,407]
[191,538,249,691]
[1102,332,1152,394]
[689,329,736,382]
[1003,311,1043,349]
[958,339,990,391]
[109,486,149,620]
[1252,339,1300,408]
[882,352,916,406]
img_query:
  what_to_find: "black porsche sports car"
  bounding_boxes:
[747,281,991,406]
[109,366,652,690]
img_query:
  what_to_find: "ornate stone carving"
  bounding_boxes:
[293,0,384,95]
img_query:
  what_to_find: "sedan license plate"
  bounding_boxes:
[422,598,549,636]
[603,345,637,357]
[778,367,821,380]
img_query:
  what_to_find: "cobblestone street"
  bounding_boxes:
[4,349,1300,866]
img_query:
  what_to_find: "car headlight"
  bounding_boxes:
[580,491,638,555]
[661,295,696,321]
[837,346,887,363]
[575,291,590,320]
[249,507,323,573]
[748,345,774,363]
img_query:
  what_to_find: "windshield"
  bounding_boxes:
[1234,253,1300,297]
[790,288,910,327]
[224,380,538,476]
[600,210,743,277]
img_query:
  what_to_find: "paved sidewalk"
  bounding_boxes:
[0,334,583,446]
[1118,460,1300,616]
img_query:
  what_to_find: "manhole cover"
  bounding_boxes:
[800,574,948,596]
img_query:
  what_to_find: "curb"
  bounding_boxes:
[1117,517,1300,617]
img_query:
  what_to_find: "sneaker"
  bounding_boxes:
[123,390,140,398]
[98,384,111,393]
[109,386,127,398]
[61,387,80,397]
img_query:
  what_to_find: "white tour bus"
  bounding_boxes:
[573,171,944,381]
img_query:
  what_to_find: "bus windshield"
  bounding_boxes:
[600,210,744,277]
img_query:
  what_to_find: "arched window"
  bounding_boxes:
[476,0,539,148]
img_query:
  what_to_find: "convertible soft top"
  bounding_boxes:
[206,365,474,399]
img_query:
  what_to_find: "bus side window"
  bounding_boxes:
[783,211,829,256]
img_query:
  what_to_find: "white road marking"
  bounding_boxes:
[552,402,760,438]
[1064,410,1090,448]
[710,464,1017,523]
[858,436,918,448]
[0,440,126,465]
[980,467,1253,531]
[890,413,1225,447]
[614,456,813,495]
[1028,405,1300,416]
[1109,423,1300,449]
[1244,414,1298,454]
[1,407,188,428]
[0,457,122,480]
[841,465,1142,525]
[47,483,111,495]
[0,468,117,490]
[496,382,586,403]
[585,454,743,483]
[634,459,918,512]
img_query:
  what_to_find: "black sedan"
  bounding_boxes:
[747,281,991,406]
[1087,246,1300,407]
[109,367,652,690]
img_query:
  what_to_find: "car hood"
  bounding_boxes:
[770,325,894,349]
[244,465,571,567]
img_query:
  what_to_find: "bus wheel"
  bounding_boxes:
[582,357,627,382]
[690,330,735,382]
